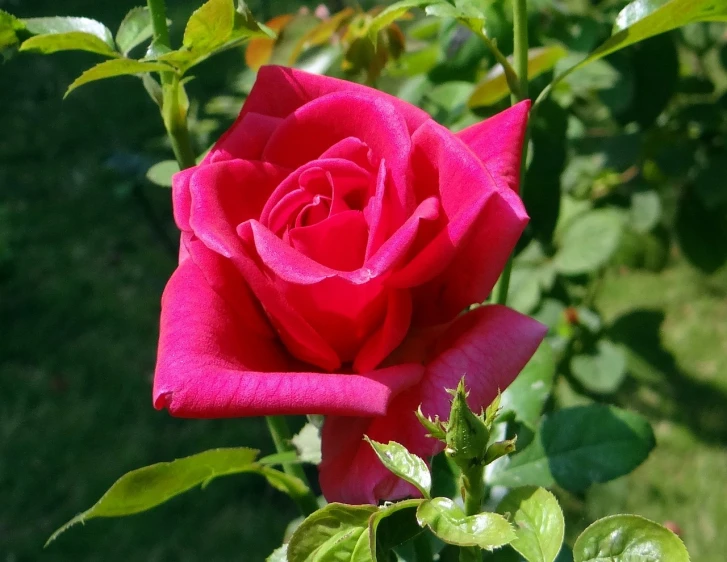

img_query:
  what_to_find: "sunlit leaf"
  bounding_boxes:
[365,438,431,499]
[115,7,154,56]
[182,0,235,52]
[573,515,690,562]
[497,487,565,562]
[570,340,628,395]
[65,59,172,97]
[146,159,179,188]
[368,0,435,39]
[550,0,727,92]
[416,497,515,550]
[47,448,261,545]
[287,503,377,562]
[470,46,567,107]
[554,209,624,275]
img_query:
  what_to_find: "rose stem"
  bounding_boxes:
[146,0,197,170]
[265,415,320,516]
[459,461,487,562]
[493,0,530,307]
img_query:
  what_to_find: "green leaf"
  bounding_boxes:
[500,341,556,429]
[416,497,515,550]
[257,465,311,499]
[156,0,270,72]
[20,16,117,57]
[570,340,628,395]
[47,448,260,545]
[552,0,727,89]
[490,405,655,492]
[368,0,435,40]
[573,515,690,562]
[182,0,235,52]
[554,210,624,275]
[20,32,118,57]
[496,487,565,562]
[267,544,289,562]
[291,422,322,465]
[469,46,567,107]
[369,499,425,560]
[0,10,24,54]
[146,159,179,188]
[365,438,431,499]
[116,7,154,56]
[287,503,377,562]
[630,190,662,233]
[65,59,172,97]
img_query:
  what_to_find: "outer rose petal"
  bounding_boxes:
[456,100,530,194]
[154,259,424,417]
[318,305,547,504]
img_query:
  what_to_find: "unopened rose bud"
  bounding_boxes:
[445,378,491,468]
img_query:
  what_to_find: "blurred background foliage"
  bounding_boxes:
[1,0,726,560]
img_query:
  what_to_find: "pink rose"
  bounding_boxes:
[154,66,546,504]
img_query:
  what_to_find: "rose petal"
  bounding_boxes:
[456,100,531,193]
[289,210,369,271]
[262,92,415,217]
[184,233,341,371]
[154,258,424,417]
[206,112,284,164]
[237,65,430,134]
[318,305,546,504]
[386,121,527,304]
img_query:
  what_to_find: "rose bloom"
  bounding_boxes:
[154,66,546,504]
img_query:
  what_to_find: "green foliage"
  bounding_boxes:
[554,210,625,275]
[549,0,727,95]
[469,46,567,107]
[65,59,173,97]
[416,497,515,550]
[47,448,308,545]
[287,503,377,561]
[115,7,154,56]
[496,487,565,562]
[500,342,557,429]
[490,405,656,491]
[364,438,432,498]
[155,0,273,72]
[570,340,628,394]
[573,515,690,562]
[145,159,179,187]
[20,16,118,56]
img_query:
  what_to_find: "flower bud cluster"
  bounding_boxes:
[416,378,516,470]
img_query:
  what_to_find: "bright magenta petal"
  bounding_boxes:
[456,100,530,193]
[153,259,424,417]
[318,305,546,504]
[237,65,430,134]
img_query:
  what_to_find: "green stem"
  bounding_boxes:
[459,463,486,562]
[265,416,319,516]
[511,0,529,103]
[147,0,171,49]
[146,0,196,170]
[492,0,530,307]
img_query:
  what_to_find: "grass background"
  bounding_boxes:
[1,0,726,560]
